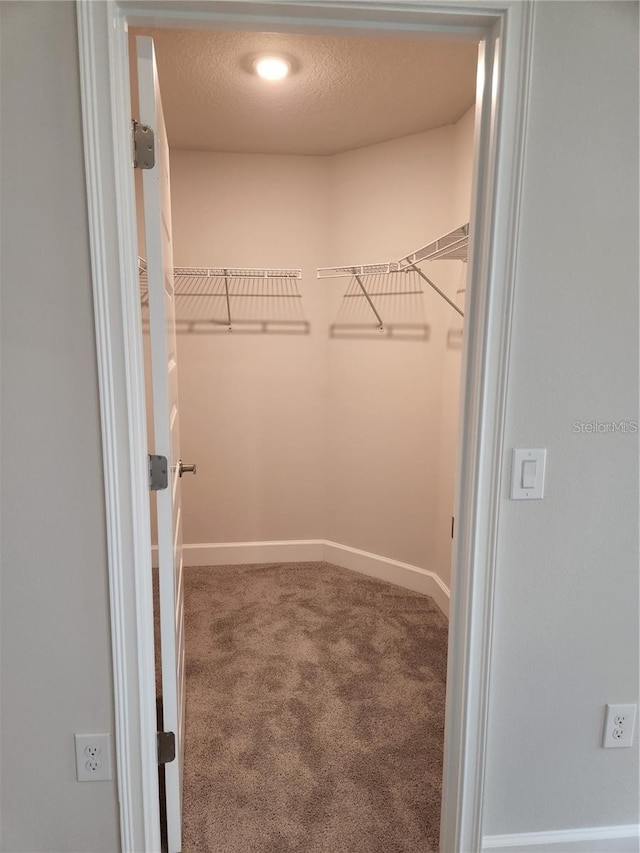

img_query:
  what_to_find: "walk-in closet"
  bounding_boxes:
[132,26,478,853]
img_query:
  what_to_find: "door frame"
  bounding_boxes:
[76,1,534,850]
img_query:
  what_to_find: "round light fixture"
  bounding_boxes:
[254,55,291,81]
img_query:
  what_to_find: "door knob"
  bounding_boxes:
[178,459,196,477]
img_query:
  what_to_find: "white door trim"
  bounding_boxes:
[76,2,535,850]
[77,3,161,849]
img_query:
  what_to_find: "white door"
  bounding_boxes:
[136,35,185,853]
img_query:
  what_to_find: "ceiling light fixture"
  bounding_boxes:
[254,55,291,81]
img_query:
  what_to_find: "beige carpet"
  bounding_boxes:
[181,562,448,852]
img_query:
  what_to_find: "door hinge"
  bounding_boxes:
[451,516,455,539]
[132,119,155,170]
[157,731,176,765]
[149,454,168,491]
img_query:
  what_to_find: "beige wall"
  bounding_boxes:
[169,119,474,585]
[325,122,471,580]
[0,3,120,851]
[169,151,331,544]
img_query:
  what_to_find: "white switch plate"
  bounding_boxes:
[75,733,112,781]
[511,448,546,500]
[602,704,637,748]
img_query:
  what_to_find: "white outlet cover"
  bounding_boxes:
[75,733,112,781]
[602,704,637,748]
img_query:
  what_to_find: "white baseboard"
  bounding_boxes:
[483,825,640,852]
[183,539,325,566]
[323,541,450,616]
[179,539,450,617]
[152,539,324,569]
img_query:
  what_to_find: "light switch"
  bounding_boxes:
[511,449,546,500]
[521,459,537,489]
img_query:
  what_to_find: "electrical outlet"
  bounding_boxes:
[75,733,112,781]
[602,704,637,748]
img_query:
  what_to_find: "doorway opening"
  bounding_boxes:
[133,23,477,853]
[77,2,533,851]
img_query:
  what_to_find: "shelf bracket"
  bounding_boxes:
[354,274,384,332]
[406,264,464,318]
[223,271,232,332]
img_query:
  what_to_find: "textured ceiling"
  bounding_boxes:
[130,28,478,156]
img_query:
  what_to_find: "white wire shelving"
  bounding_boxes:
[139,261,309,334]
[318,223,469,337]
[139,223,469,338]
[397,223,469,268]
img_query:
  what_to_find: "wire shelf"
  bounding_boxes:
[317,224,470,281]
[318,224,469,336]
[398,224,469,268]
[172,266,301,279]
[317,261,402,279]
[139,260,308,334]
